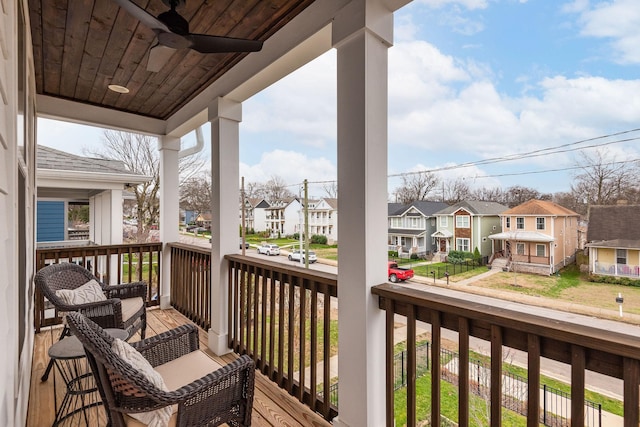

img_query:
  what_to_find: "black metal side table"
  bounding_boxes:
[48,328,129,426]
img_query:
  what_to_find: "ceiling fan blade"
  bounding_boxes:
[113,0,170,33]
[186,34,263,54]
[147,44,176,72]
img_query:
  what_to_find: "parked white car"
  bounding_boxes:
[257,243,280,256]
[288,249,317,263]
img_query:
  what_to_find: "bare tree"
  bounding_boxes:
[441,178,472,204]
[572,148,639,206]
[86,130,205,241]
[180,173,212,216]
[393,172,440,204]
[471,186,505,203]
[261,175,295,202]
[323,181,338,198]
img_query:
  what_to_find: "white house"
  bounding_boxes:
[307,197,338,243]
[264,198,303,237]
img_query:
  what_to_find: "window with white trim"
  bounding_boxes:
[439,216,448,227]
[505,217,510,228]
[410,217,420,228]
[391,217,401,228]
[456,238,470,252]
[516,217,525,230]
[536,217,545,230]
[456,215,470,228]
[536,244,546,257]
[516,243,525,255]
[617,249,627,264]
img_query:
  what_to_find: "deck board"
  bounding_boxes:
[27,307,332,427]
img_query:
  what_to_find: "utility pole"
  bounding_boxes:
[241,177,246,256]
[304,179,309,268]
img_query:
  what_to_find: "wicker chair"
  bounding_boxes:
[66,312,255,427]
[35,262,148,381]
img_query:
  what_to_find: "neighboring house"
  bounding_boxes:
[432,200,508,259]
[264,198,303,237]
[36,146,150,246]
[586,204,640,278]
[489,199,580,275]
[388,200,448,256]
[183,209,198,225]
[195,212,213,229]
[307,198,338,243]
[241,197,269,232]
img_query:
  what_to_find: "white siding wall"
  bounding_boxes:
[1,1,37,425]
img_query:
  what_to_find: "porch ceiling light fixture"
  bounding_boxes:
[108,84,130,94]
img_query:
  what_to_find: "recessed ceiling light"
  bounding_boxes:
[108,84,130,94]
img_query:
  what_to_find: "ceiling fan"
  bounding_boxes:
[113,0,264,72]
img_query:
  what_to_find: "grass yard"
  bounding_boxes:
[471,264,640,316]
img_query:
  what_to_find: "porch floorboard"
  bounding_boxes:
[27,307,332,427]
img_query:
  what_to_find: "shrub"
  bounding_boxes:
[311,234,328,244]
[447,250,473,264]
[388,250,398,258]
[410,253,419,260]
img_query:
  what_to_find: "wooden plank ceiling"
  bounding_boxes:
[28,0,315,120]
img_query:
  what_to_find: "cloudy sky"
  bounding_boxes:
[39,0,640,198]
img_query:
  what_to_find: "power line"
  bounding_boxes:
[268,128,640,190]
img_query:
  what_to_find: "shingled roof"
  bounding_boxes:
[587,205,640,243]
[37,145,132,175]
[503,199,579,216]
[435,200,508,216]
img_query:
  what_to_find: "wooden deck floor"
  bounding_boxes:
[27,307,333,427]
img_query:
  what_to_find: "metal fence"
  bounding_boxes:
[428,258,488,280]
[392,342,603,426]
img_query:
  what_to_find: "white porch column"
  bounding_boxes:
[159,136,181,309]
[91,190,123,284]
[208,97,241,355]
[333,1,398,425]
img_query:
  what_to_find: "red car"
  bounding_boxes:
[388,261,414,283]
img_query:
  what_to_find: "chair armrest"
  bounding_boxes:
[132,324,199,367]
[174,355,255,426]
[103,281,147,300]
[67,299,123,330]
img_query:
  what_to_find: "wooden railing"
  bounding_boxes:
[169,243,211,330]
[226,254,339,421]
[372,283,640,427]
[35,242,163,331]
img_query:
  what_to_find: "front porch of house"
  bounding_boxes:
[28,306,332,427]
[29,242,640,426]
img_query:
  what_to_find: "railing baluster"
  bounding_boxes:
[623,357,639,427]
[571,345,586,426]
[268,270,277,378]
[277,273,285,387]
[385,297,395,427]
[260,267,268,371]
[458,317,469,427]
[407,304,416,427]
[490,325,503,426]
[431,311,441,426]
[310,280,318,411]
[287,276,295,394]
[527,334,540,427]
[298,279,307,401]
[323,290,331,418]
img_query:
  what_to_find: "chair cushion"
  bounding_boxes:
[111,338,172,427]
[56,279,106,305]
[120,297,144,323]
[123,351,224,427]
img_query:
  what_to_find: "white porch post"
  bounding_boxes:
[159,135,181,309]
[333,1,395,425]
[208,97,241,355]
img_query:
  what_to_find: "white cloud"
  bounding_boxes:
[572,0,640,64]
[243,51,336,150]
[240,150,336,194]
